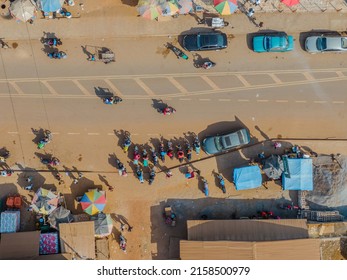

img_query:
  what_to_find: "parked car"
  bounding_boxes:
[253,33,294,53]
[202,128,251,155]
[182,32,228,51]
[305,35,347,53]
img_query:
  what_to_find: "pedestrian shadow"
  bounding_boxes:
[94,86,113,100]
[151,99,167,112]
[108,153,118,168]
[40,31,57,45]
[113,129,130,154]
[192,53,213,68]
[81,45,93,60]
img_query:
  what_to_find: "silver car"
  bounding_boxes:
[305,35,347,53]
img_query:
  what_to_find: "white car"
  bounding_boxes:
[305,35,347,53]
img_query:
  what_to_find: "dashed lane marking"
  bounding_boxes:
[275,100,289,103]
[146,133,160,136]
[332,101,345,104]
[313,101,327,104]
[67,132,81,135]
[134,78,156,96]
[41,81,59,95]
[167,77,188,94]
[303,72,315,81]
[168,133,179,136]
[8,131,18,134]
[295,100,307,103]
[237,99,249,102]
[51,132,60,135]
[179,98,191,101]
[8,82,24,95]
[235,74,251,87]
[87,133,100,135]
[218,99,231,101]
[199,98,211,101]
[72,80,91,96]
[268,73,282,84]
[104,79,124,97]
[257,100,269,102]
[201,76,220,90]
[107,133,115,136]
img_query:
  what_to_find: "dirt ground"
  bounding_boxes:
[321,238,347,260]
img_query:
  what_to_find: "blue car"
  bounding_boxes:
[253,33,294,53]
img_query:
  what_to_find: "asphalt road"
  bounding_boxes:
[1,35,347,169]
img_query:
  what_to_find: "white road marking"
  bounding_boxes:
[257,100,269,102]
[87,133,100,135]
[332,101,345,104]
[132,133,139,136]
[67,132,81,135]
[235,74,251,87]
[237,99,249,102]
[201,76,220,90]
[179,98,191,101]
[8,82,24,94]
[218,99,230,101]
[313,101,327,104]
[7,131,18,134]
[275,100,289,103]
[167,77,188,93]
[295,100,307,103]
[107,133,115,136]
[199,98,211,101]
[134,78,156,96]
[303,72,315,81]
[104,79,124,97]
[268,73,282,84]
[41,81,59,95]
[51,132,60,135]
[336,71,345,77]
[147,133,159,136]
[168,133,179,136]
[72,80,91,95]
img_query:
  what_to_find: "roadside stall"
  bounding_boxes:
[233,165,262,190]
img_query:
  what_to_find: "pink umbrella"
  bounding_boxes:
[281,0,300,7]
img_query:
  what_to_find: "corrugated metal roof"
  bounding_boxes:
[180,239,321,260]
[187,219,308,241]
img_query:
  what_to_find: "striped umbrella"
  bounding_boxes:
[281,0,300,6]
[31,188,59,215]
[80,189,106,216]
[10,0,37,22]
[161,1,179,16]
[177,0,193,15]
[137,0,163,20]
[214,0,238,15]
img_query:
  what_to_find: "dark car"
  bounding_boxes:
[183,32,228,51]
[202,128,251,155]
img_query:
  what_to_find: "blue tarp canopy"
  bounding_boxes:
[233,165,262,190]
[38,0,64,13]
[282,158,313,191]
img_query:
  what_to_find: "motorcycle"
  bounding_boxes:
[122,134,131,153]
[202,179,209,197]
[37,130,52,149]
[116,159,127,176]
[185,141,192,161]
[193,136,201,155]
[48,51,67,59]
[133,146,140,165]
[58,8,72,18]
[177,144,184,163]
[103,96,123,105]
[136,166,144,183]
[159,143,166,162]
[197,61,216,70]
[149,167,156,185]
[43,38,62,47]
[167,141,174,160]
[159,106,176,116]
[41,157,60,166]
[142,149,149,167]
[217,174,226,194]
[151,148,158,166]
[166,43,188,60]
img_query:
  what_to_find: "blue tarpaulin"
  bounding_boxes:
[39,0,64,12]
[233,165,262,190]
[282,158,313,191]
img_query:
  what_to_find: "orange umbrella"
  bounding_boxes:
[281,0,300,6]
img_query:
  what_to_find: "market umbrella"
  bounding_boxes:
[92,213,113,238]
[177,0,193,15]
[161,1,179,16]
[137,0,163,20]
[10,0,37,22]
[48,206,73,229]
[262,155,284,180]
[31,188,59,215]
[214,0,238,15]
[37,0,65,13]
[80,189,106,215]
[281,0,300,6]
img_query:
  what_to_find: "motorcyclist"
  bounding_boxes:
[203,62,213,69]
